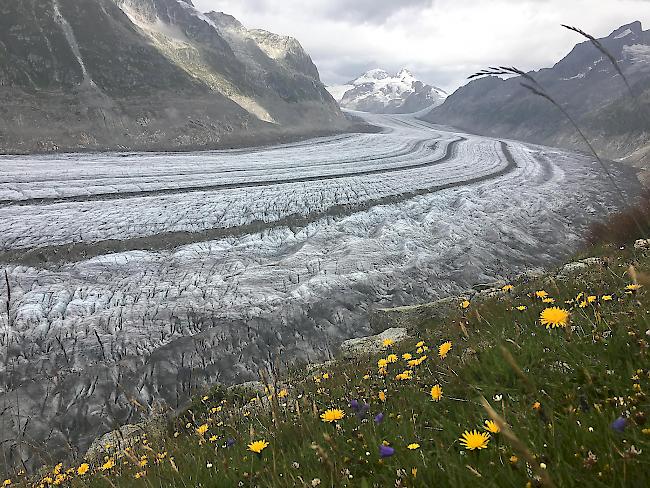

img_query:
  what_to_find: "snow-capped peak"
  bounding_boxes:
[397,68,414,79]
[328,68,447,114]
[355,69,390,83]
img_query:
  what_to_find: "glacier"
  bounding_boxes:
[0,112,642,469]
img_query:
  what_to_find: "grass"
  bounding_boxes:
[7,240,650,487]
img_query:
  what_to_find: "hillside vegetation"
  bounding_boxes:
[6,224,650,487]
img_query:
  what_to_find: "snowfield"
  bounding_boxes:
[0,112,641,468]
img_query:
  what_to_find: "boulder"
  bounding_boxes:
[369,297,459,333]
[340,328,410,359]
[85,423,147,463]
[635,239,650,250]
[556,258,603,279]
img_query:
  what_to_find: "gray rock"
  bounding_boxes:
[635,239,650,250]
[85,416,166,462]
[472,281,506,292]
[556,258,603,279]
[227,381,267,394]
[340,328,410,359]
[370,297,460,333]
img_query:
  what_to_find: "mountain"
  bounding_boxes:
[424,21,650,167]
[0,0,348,153]
[328,68,447,114]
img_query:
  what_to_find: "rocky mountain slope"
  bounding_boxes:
[424,21,650,168]
[328,68,447,114]
[0,0,348,153]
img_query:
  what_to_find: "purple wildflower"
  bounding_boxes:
[374,412,384,424]
[611,417,627,433]
[225,438,236,448]
[350,399,360,412]
[379,444,395,458]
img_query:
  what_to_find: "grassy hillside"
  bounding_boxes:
[6,233,650,487]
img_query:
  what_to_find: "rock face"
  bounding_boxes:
[328,68,447,114]
[424,21,650,164]
[0,0,348,153]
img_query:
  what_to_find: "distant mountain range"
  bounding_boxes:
[424,21,650,168]
[0,0,348,153]
[328,69,447,114]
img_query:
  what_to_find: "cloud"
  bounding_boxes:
[193,0,650,92]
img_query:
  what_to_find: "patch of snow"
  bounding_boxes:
[614,28,633,39]
[561,72,586,81]
[624,44,650,64]
[327,84,354,102]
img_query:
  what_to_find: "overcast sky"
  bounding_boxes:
[194,0,650,92]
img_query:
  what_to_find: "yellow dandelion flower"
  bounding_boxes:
[387,354,398,363]
[408,359,419,368]
[502,284,514,292]
[416,341,425,348]
[247,440,269,454]
[101,459,115,471]
[459,430,490,450]
[395,370,413,381]
[579,301,588,308]
[402,353,413,360]
[2,480,11,487]
[379,391,387,402]
[626,284,642,292]
[484,420,501,434]
[196,424,209,436]
[602,295,613,301]
[134,471,146,479]
[377,358,388,369]
[322,373,330,380]
[516,305,527,311]
[460,300,471,309]
[542,297,555,304]
[430,384,443,401]
[363,374,371,380]
[407,443,420,450]
[278,389,289,399]
[535,290,549,299]
[587,295,597,303]
[438,341,452,359]
[382,338,395,348]
[77,464,89,476]
[540,307,570,328]
[320,409,345,423]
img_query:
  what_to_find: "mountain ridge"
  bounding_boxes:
[0,0,350,154]
[423,20,650,168]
